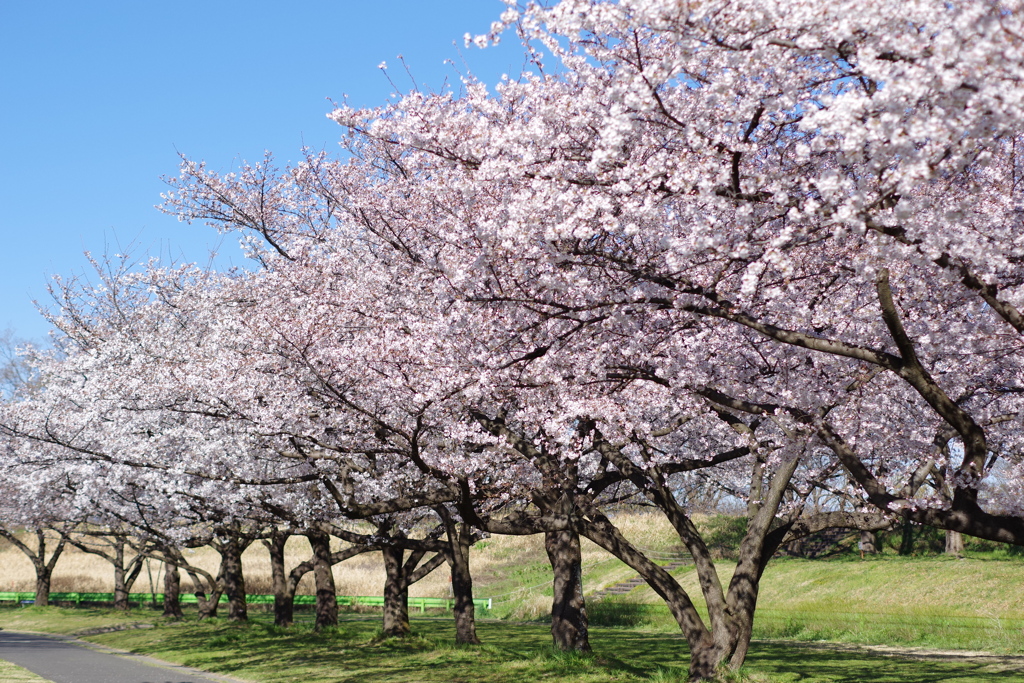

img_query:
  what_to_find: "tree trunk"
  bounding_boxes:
[265,532,293,627]
[899,519,915,555]
[145,558,158,610]
[62,534,146,612]
[579,516,722,680]
[110,540,136,610]
[859,530,878,557]
[112,562,130,611]
[720,456,803,675]
[381,546,410,637]
[196,591,219,619]
[219,538,248,622]
[724,562,759,673]
[545,529,590,652]
[15,529,68,608]
[308,532,338,631]
[688,635,726,682]
[448,522,481,645]
[945,529,965,556]
[188,563,222,620]
[33,566,51,607]
[162,561,183,618]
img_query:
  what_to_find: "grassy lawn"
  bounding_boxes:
[3,529,1022,681]
[605,555,1024,654]
[0,606,1019,683]
[0,659,49,682]
[479,533,1024,655]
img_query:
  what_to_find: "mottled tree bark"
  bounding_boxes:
[194,579,222,620]
[437,510,480,645]
[307,531,338,631]
[381,546,411,637]
[197,599,218,618]
[380,544,447,638]
[162,561,183,618]
[112,562,130,611]
[264,530,293,627]
[580,515,722,681]
[217,537,248,622]
[177,553,222,620]
[107,542,145,611]
[545,529,590,652]
[33,571,52,608]
[263,527,380,629]
[859,530,878,556]
[945,529,965,556]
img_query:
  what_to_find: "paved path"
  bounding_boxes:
[0,630,247,683]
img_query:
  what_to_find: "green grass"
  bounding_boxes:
[0,659,49,682]
[756,555,1024,652]
[475,521,1024,648]
[601,555,1024,653]
[3,520,1023,681]
[0,604,162,634]
[0,607,1020,683]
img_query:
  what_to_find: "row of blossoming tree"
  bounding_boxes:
[3,1,1024,680]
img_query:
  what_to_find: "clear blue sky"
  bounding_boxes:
[0,0,523,342]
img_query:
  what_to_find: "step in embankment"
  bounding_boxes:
[588,559,690,600]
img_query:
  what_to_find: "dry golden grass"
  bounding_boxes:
[0,513,680,599]
[608,510,687,552]
[0,531,456,598]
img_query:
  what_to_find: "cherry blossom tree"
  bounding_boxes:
[64,525,154,611]
[316,0,1024,548]
[0,479,74,607]
[3,250,466,635]
[159,151,900,677]
[161,2,1024,677]
[0,335,78,606]
[7,2,1024,680]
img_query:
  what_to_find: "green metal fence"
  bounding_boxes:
[0,591,491,612]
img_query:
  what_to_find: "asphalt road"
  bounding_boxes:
[0,630,242,683]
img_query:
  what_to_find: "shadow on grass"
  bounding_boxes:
[745,642,1020,683]
[590,600,662,628]
[28,610,1017,683]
